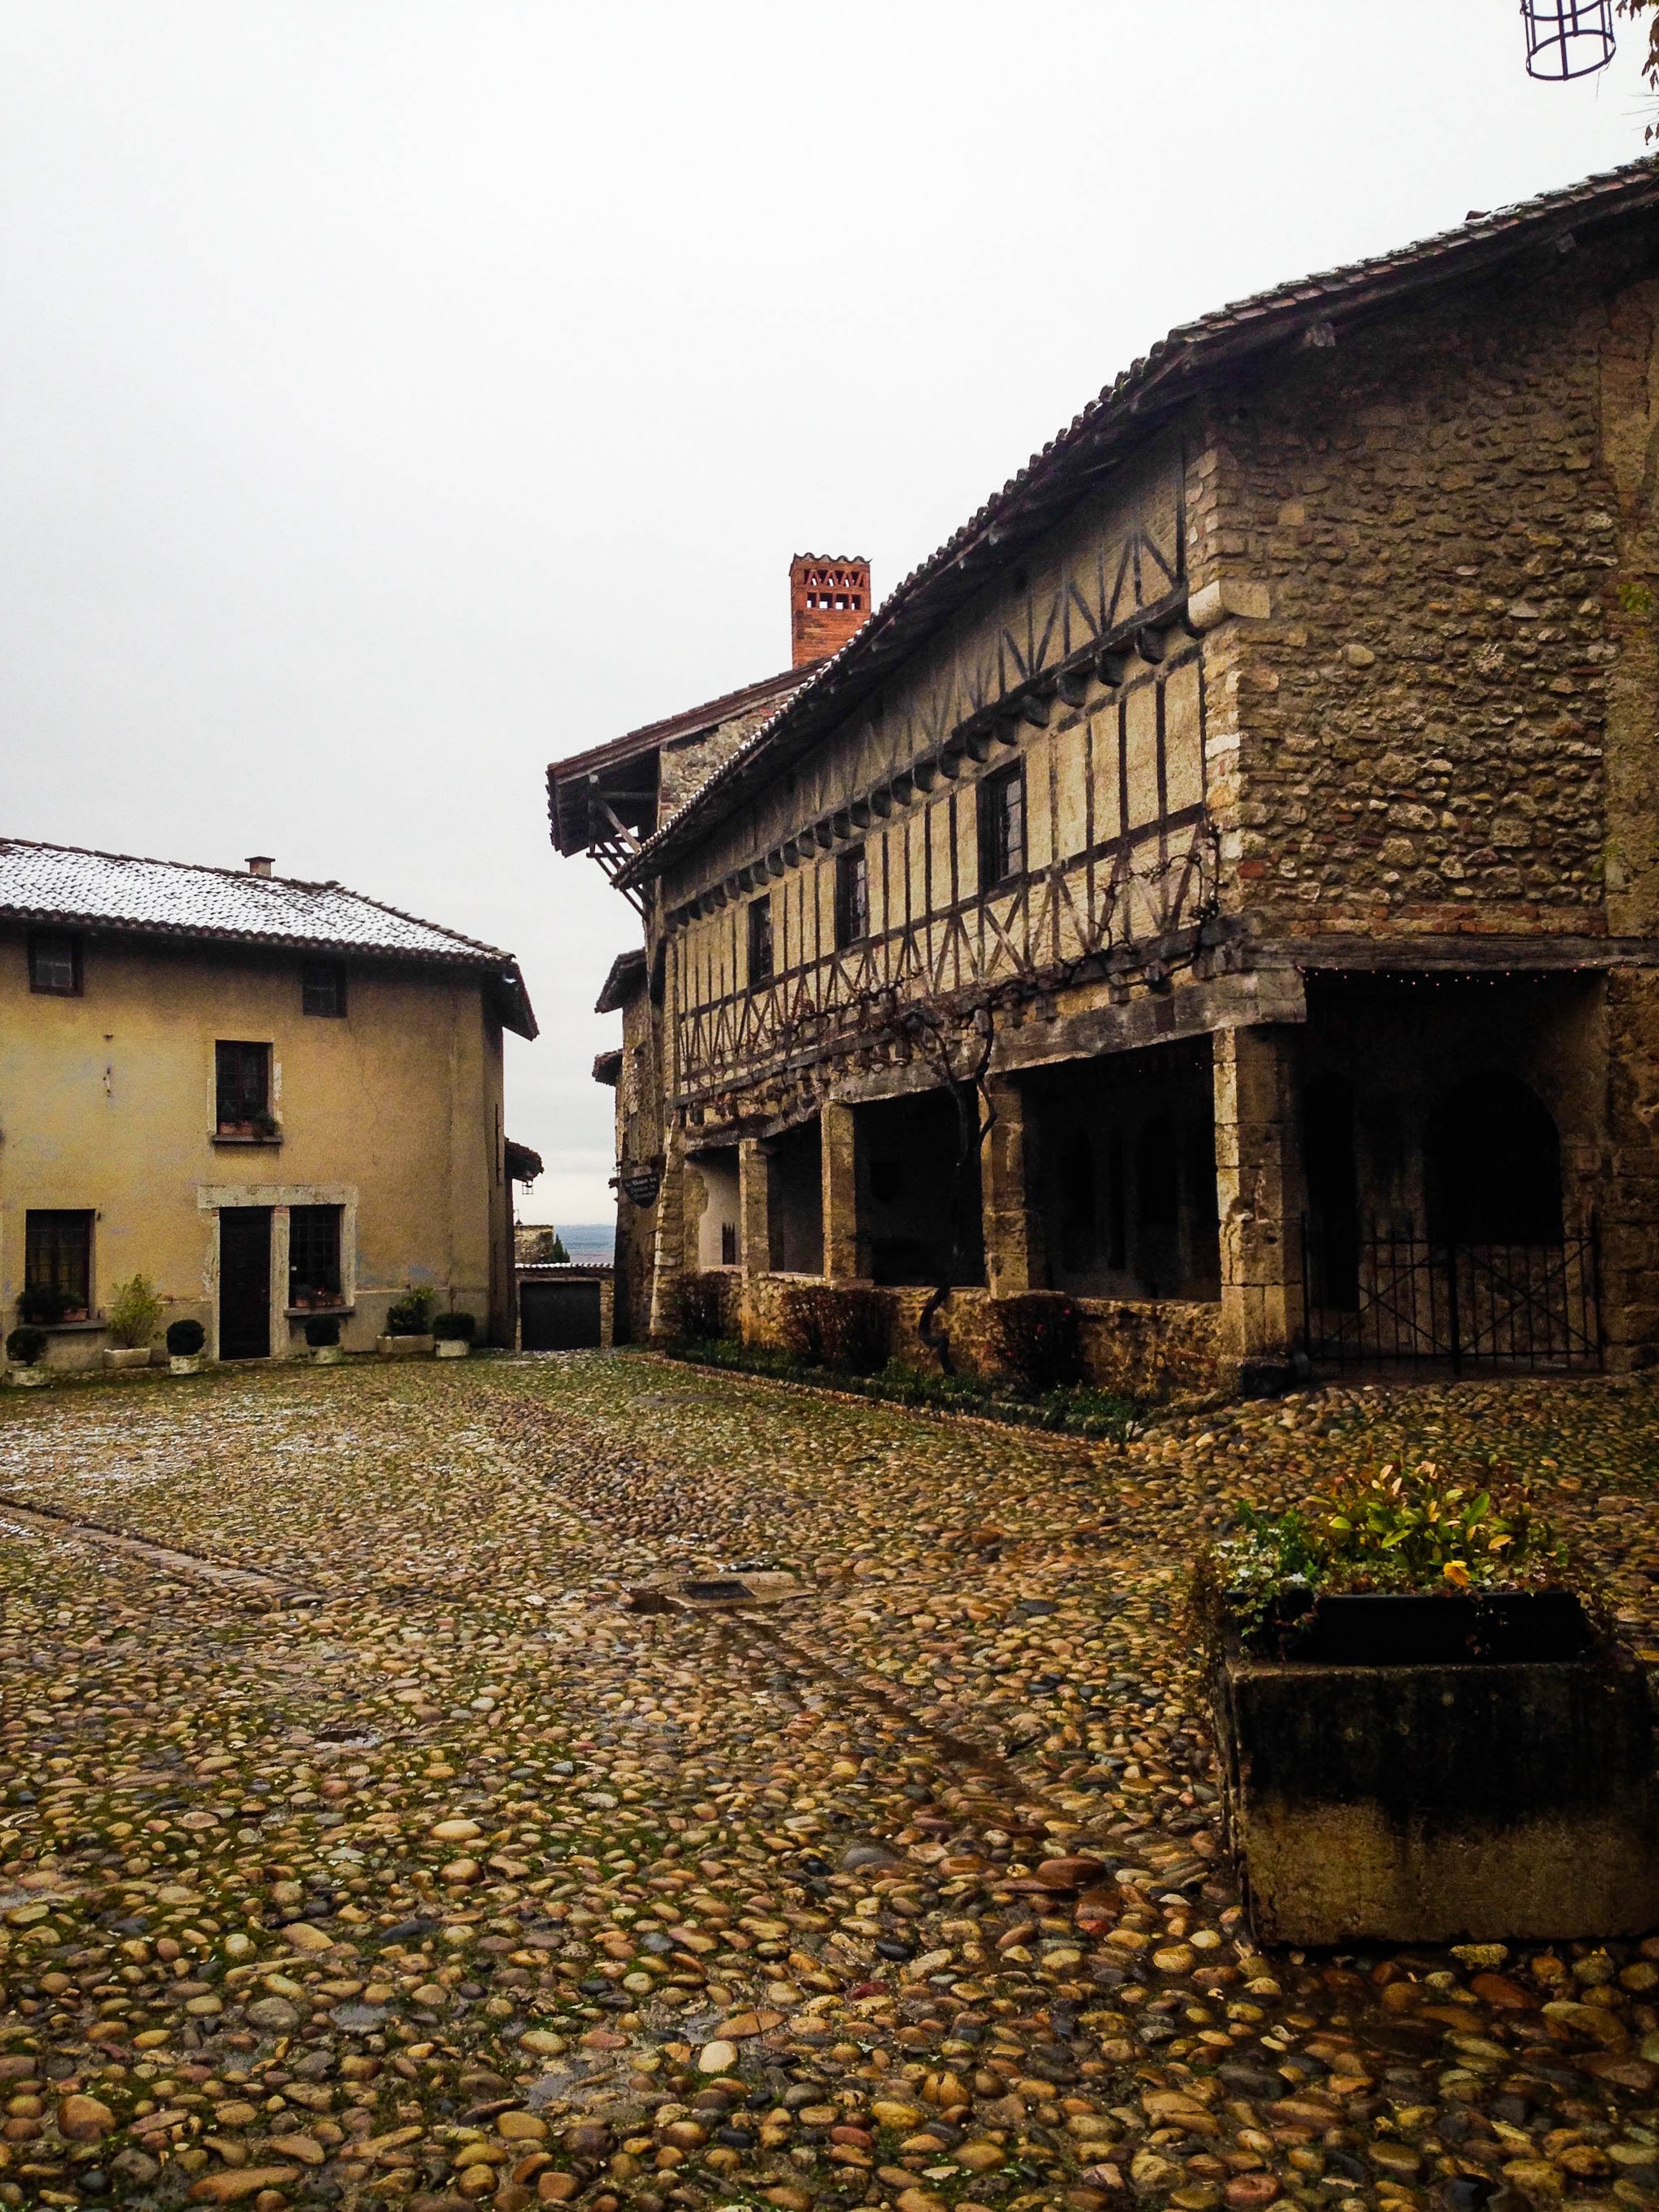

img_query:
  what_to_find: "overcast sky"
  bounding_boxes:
[0,2,1652,1225]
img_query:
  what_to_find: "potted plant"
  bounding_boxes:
[305,1313,344,1365]
[432,1311,477,1360]
[1196,1455,1659,1944]
[165,1317,207,1375]
[17,1284,75,1327]
[5,1326,50,1388]
[251,1108,281,1141]
[104,1274,164,1370]
[378,1287,435,1358]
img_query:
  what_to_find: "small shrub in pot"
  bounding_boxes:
[166,1318,206,1358]
[6,1326,47,1368]
[385,1289,436,1336]
[305,1314,341,1348]
[432,1312,476,1342]
[107,1274,165,1351]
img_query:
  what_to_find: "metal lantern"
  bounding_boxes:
[1522,0,1616,80]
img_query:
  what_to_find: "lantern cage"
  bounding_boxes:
[1522,0,1617,80]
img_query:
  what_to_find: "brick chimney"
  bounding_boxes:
[789,554,870,668]
[246,855,274,877]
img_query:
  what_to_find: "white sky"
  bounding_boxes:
[0,2,1652,1224]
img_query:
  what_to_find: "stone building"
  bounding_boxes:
[1,840,536,1366]
[551,164,1659,1392]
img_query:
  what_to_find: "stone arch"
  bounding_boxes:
[1425,1073,1564,1246]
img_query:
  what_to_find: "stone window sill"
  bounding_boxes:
[32,1317,105,1335]
[285,1306,355,1319]
[212,1133,283,1147]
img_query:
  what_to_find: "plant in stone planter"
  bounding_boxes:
[305,1313,344,1364]
[432,1311,476,1359]
[105,1274,165,1369]
[5,1326,50,1386]
[1194,1456,1653,1944]
[165,1317,207,1375]
[380,1287,436,1357]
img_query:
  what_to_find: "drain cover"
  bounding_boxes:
[627,1570,806,1613]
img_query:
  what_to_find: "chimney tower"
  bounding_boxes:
[246,856,274,877]
[789,554,870,668]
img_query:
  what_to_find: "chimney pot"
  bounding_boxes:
[789,553,871,668]
[247,855,274,877]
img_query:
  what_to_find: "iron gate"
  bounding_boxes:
[1301,1217,1603,1374]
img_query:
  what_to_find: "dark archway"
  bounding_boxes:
[1425,1075,1563,1246]
[1305,1073,1360,1308]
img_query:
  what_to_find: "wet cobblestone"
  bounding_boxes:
[0,1355,1656,2212]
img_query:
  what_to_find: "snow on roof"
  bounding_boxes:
[0,837,537,1034]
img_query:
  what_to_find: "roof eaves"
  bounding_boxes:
[617,157,1659,886]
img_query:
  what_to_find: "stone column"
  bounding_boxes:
[737,1137,770,1345]
[821,1101,859,1280]
[1213,1024,1303,1385]
[1601,969,1659,1371]
[647,1124,687,1344]
[981,1077,1043,1296]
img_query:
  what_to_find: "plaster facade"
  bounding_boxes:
[1,930,517,1368]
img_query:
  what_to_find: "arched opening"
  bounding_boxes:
[1056,1128,1096,1273]
[1305,1073,1360,1308]
[1425,1075,1563,1246]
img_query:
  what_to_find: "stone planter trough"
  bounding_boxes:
[1211,1590,1659,1944]
[376,1334,433,1359]
[434,1338,469,1359]
[7,1367,49,1388]
[103,1346,153,1370]
[313,1345,345,1366]
[168,1354,204,1376]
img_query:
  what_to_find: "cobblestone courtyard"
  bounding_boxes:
[1,1355,1658,2212]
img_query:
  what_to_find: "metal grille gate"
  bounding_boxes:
[1301,1218,1603,1375]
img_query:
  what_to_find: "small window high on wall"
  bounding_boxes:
[835,845,870,949]
[28,931,81,996]
[748,895,774,986]
[978,762,1026,890]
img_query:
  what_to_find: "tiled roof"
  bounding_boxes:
[0,837,537,1036]
[594,948,647,1014]
[620,157,1659,885]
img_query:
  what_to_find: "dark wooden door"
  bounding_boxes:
[520,1278,601,1350]
[219,1207,272,1360]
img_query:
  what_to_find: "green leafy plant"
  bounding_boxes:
[6,1326,47,1368]
[1197,1455,1568,1651]
[17,1284,74,1326]
[106,1274,165,1350]
[305,1313,341,1348]
[385,1287,436,1336]
[165,1317,205,1357]
[432,1311,476,1343]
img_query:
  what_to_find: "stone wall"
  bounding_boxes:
[679,1268,1221,1400]
[1215,238,1642,942]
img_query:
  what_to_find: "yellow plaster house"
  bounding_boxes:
[0,839,536,1368]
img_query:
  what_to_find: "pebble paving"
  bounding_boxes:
[0,1353,1657,2212]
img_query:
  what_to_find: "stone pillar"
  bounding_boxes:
[647,1125,687,1344]
[737,1137,769,1346]
[1213,1025,1303,1387]
[822,1101,859,1280]
[981,1077,1043,1296]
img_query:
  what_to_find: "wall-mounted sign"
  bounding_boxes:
[621,1170,661,1207]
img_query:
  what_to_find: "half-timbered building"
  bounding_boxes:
[552,164,1659,1392]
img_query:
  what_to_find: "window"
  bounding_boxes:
[287,1205,343,1308]
[835,843,870,949]
[978,762,1026,891]
[29,932,81,996]
[216,1041,274,1136]
[720,1222,738,1266]
[302,961,347,1017]
[24,1210,92,1321]
[747,895,774,986]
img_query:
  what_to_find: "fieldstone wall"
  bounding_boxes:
[684,1270,1221,1401]
[1208,238,1640,941]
